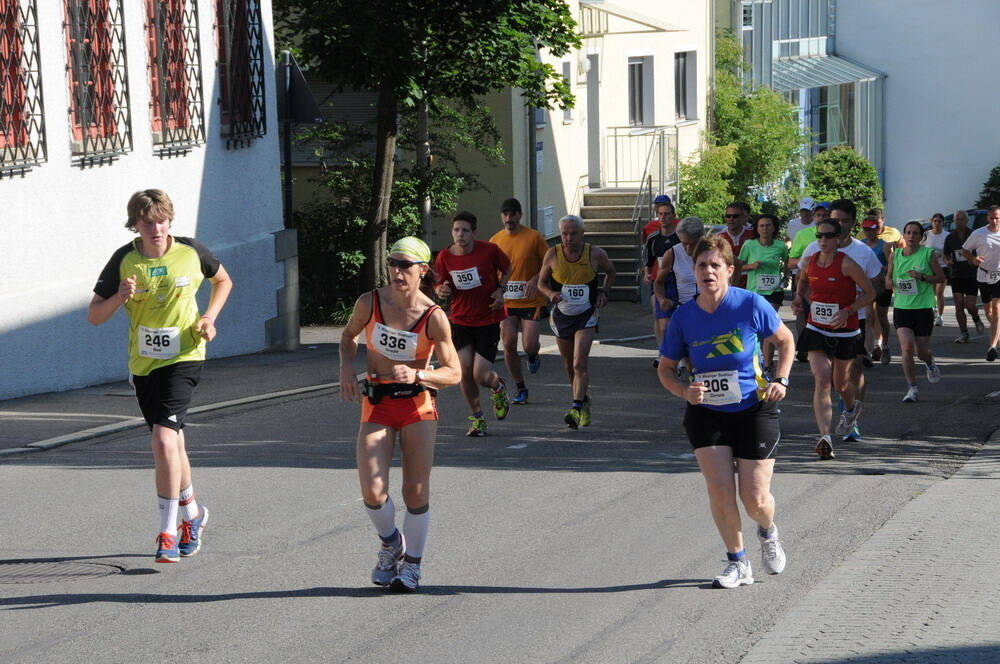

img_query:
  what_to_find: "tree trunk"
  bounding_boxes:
[361,81,399,291]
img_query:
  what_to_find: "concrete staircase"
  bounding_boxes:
[579,189,642,302]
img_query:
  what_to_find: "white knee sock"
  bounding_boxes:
[365,496,398,540]
[179,484,199,522]
[157,496,178,536]
[403,505,431,559]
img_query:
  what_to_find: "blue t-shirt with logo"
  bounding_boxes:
[659,287,780,412]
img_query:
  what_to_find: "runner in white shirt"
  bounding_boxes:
[801,199,885,442]
[921,213,949,326]
[962,206,1000,361]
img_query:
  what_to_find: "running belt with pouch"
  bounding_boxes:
[363,379,437,405]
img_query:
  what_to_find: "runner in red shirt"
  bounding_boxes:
[434,211,513,437]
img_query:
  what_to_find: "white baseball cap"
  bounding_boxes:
[798,196,816,211]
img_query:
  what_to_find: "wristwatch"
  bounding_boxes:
[415,370,426,383]
[773,377,789,387]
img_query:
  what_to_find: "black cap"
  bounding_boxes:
[500,197,522,214]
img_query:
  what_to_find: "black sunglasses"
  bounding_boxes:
[724,213,742,219]
[387,257,425,269]
[816,231,840,239]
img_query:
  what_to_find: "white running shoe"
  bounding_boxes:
[371,534,405,586]
[926,363,941,384]
[902,386,919,403]
[713,559,754,589]
[835,401,863,436]
[758,530,787,575]
[815,435,835,460]
[955,331,970,344]
[975,318,986,335]
[934,314,944,327]
[389,559,421,593]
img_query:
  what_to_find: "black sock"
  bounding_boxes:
[517,382,526,391]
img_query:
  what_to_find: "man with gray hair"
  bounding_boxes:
[538,215,617,429]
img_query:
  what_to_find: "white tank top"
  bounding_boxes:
[673,245,697,304]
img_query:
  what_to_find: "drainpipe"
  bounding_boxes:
[527,101,538,231]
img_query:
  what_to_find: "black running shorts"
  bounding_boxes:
[450,322,501,363]
[131,361,203,431]
[893,308,934,336]
[683,400,780,460]
[797,327,861,361]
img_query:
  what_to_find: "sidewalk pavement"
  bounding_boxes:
[2,299,999,662]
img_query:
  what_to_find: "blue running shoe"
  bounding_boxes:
[155,532,180,563]
[511,388,529,405]
[843,426,861,442]
[178,506,210,557]
[527,355,541,374]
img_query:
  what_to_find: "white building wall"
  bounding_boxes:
[0,0,283,399]
[836,1,1000,223]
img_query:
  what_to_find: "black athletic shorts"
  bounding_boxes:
[950,275,979,296]
[683,400,780,460]
[504,306,549,322]
[980,281,1000,303]
[893,308,934,336]
[763,290,784,307]
[451,322,501,362]
[550,306,599,340]
[875,288,893,307]
[131,361,203,431]
[797,327,861,361]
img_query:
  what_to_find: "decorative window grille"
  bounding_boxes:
[1,0,46,177]
[215,0,265,148]
[144,0,205,155]
[63,0,133,164]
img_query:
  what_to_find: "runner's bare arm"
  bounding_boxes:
[87,275,137,326]
[403,308,461,389]
[657,356,706,405]
[653,249,675,310]
[195,264,233,341]
[838,256,877,327]
[339,292,373,402]
[791,258,810,316]
[885,251,896,290]
[762,322,795,402]
[537,247,560,302]
[919,256,947,284]
[592,246,616,307]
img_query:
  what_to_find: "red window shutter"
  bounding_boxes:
[165,0,189,129]
[145,0,161,132]
[1,0,28,148]
[91,0,116,139]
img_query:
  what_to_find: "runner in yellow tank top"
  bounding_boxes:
[538,215,616,429]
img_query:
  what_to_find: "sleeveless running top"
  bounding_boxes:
[867,239,887,267]
[892,246,936,310]
[805,252,860,332]
[364,290,438,365]
[549,243,599,315]
[672,244,698,304]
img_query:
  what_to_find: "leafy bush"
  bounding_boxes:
[677,144,738,223]
[806,145,883,212]
[976,164,1000,208]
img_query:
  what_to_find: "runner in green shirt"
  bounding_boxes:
[885,221,945,403]
[89,189,233,563]
[739,213,789,376]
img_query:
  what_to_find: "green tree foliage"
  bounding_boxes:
[710,31,804,199]
[806,145,884,212]
[975,164,1000,208]
[677,144,738,224]
[275,0,580,290]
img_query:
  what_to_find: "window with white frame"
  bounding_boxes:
[561,60,573,123]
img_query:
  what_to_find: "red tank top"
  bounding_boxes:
[805,252,859,331]
[364,290,438,367]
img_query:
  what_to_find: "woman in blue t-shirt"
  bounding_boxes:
[657,235,795,589]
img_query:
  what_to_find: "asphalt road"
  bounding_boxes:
[0,332,995,663]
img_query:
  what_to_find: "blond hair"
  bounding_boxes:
[126,189,175,231]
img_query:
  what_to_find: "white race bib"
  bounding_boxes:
[954,251,968,263]
[756,273,780,291]
[896,277,917,294]
[810,301,840,326]
[372,323,417,361]
[988,271,1000,285]
[139,326,180,359]
[450,267,482,290]
[503,280,527,300]
[561,284,589,304]
[696,370,742,406]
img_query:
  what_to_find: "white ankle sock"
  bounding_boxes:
[179,484,199,522]
[158,496,178,536]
